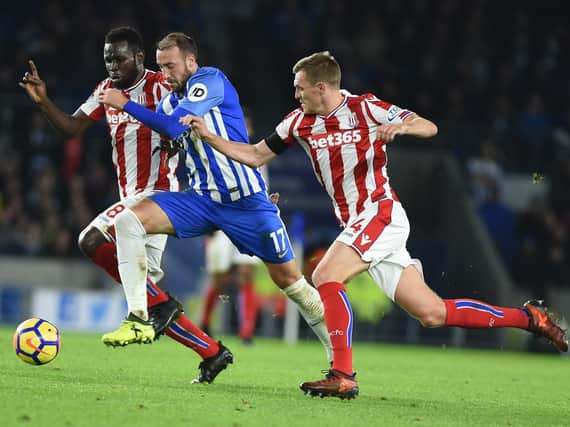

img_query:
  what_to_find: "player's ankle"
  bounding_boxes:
[131,310,149,321]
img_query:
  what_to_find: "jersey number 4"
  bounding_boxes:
[349,218,367,233]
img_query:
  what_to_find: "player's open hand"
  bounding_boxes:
[97,89,128,109]
[19,60,47,104]
[179,115,214,141]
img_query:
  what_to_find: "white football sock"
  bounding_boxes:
[114,208,149,321]
[283,277,333,363]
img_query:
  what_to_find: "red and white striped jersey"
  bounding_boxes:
[79,69,179,199]
[275,93,414,227]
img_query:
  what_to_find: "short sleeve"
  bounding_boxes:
[275,109,302,145]
[78,83,105,121]
[177,69,224,116]
[363,93,414,125]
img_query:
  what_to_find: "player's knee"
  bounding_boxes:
[267,262,302,288]
[311,264,333,287]
[78,227,107,258]
[114,209,131,231]
[417,306,446,328]
[270,271,297,288]
[114,208,145,237]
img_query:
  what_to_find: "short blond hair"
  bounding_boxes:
[157,32,198,58]
[292,51,341,88]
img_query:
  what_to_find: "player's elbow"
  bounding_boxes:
[418,118,438,138]
[60,117,85,139]
[165,123,187,140]
[427,121,438,137]
[161,113,189,139]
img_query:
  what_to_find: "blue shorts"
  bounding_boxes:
[150,191,295,264]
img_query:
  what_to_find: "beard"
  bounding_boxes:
[169,66,192,93]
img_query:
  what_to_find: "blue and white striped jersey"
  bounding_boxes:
[158,66,266,203]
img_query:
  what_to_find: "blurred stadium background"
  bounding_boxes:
[1,0,569,352]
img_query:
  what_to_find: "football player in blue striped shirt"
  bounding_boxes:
[97,32,332,366]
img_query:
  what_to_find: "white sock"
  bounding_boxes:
[115,208,149,321]
[283,277,333,363]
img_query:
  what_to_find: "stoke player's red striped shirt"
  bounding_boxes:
[80,69,179,199]
[275,93,414,227]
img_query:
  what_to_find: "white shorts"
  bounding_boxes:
[78,192,168,283]
[206,230,261,274]
[337,199,421,301]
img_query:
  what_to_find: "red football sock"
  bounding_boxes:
[91,240,121,283]
[91,242,168,308]
[444,299,530,329]
[201,286,220,327]
[238,283,258,340]
[149,280,219,358]
[318,281,353,375]
[145,278,170,308]
[166,315,220,359]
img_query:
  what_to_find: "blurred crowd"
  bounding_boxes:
[1,0,569,293]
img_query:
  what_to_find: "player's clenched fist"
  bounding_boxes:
[97,88,128,109]
[376,122,407,143]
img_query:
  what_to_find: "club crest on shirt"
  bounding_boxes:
[348,112,359,128]
[188,83,208,101]
[136,94,147,106]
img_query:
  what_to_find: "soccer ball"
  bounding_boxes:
[13,318,60,365]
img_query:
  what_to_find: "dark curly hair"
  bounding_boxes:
[104,26,144,54]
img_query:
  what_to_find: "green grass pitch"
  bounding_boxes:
[1,326,568,427]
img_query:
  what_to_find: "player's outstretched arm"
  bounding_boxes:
[98,88,187,140]
[19,60,92,138]
[180,114,277,168]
